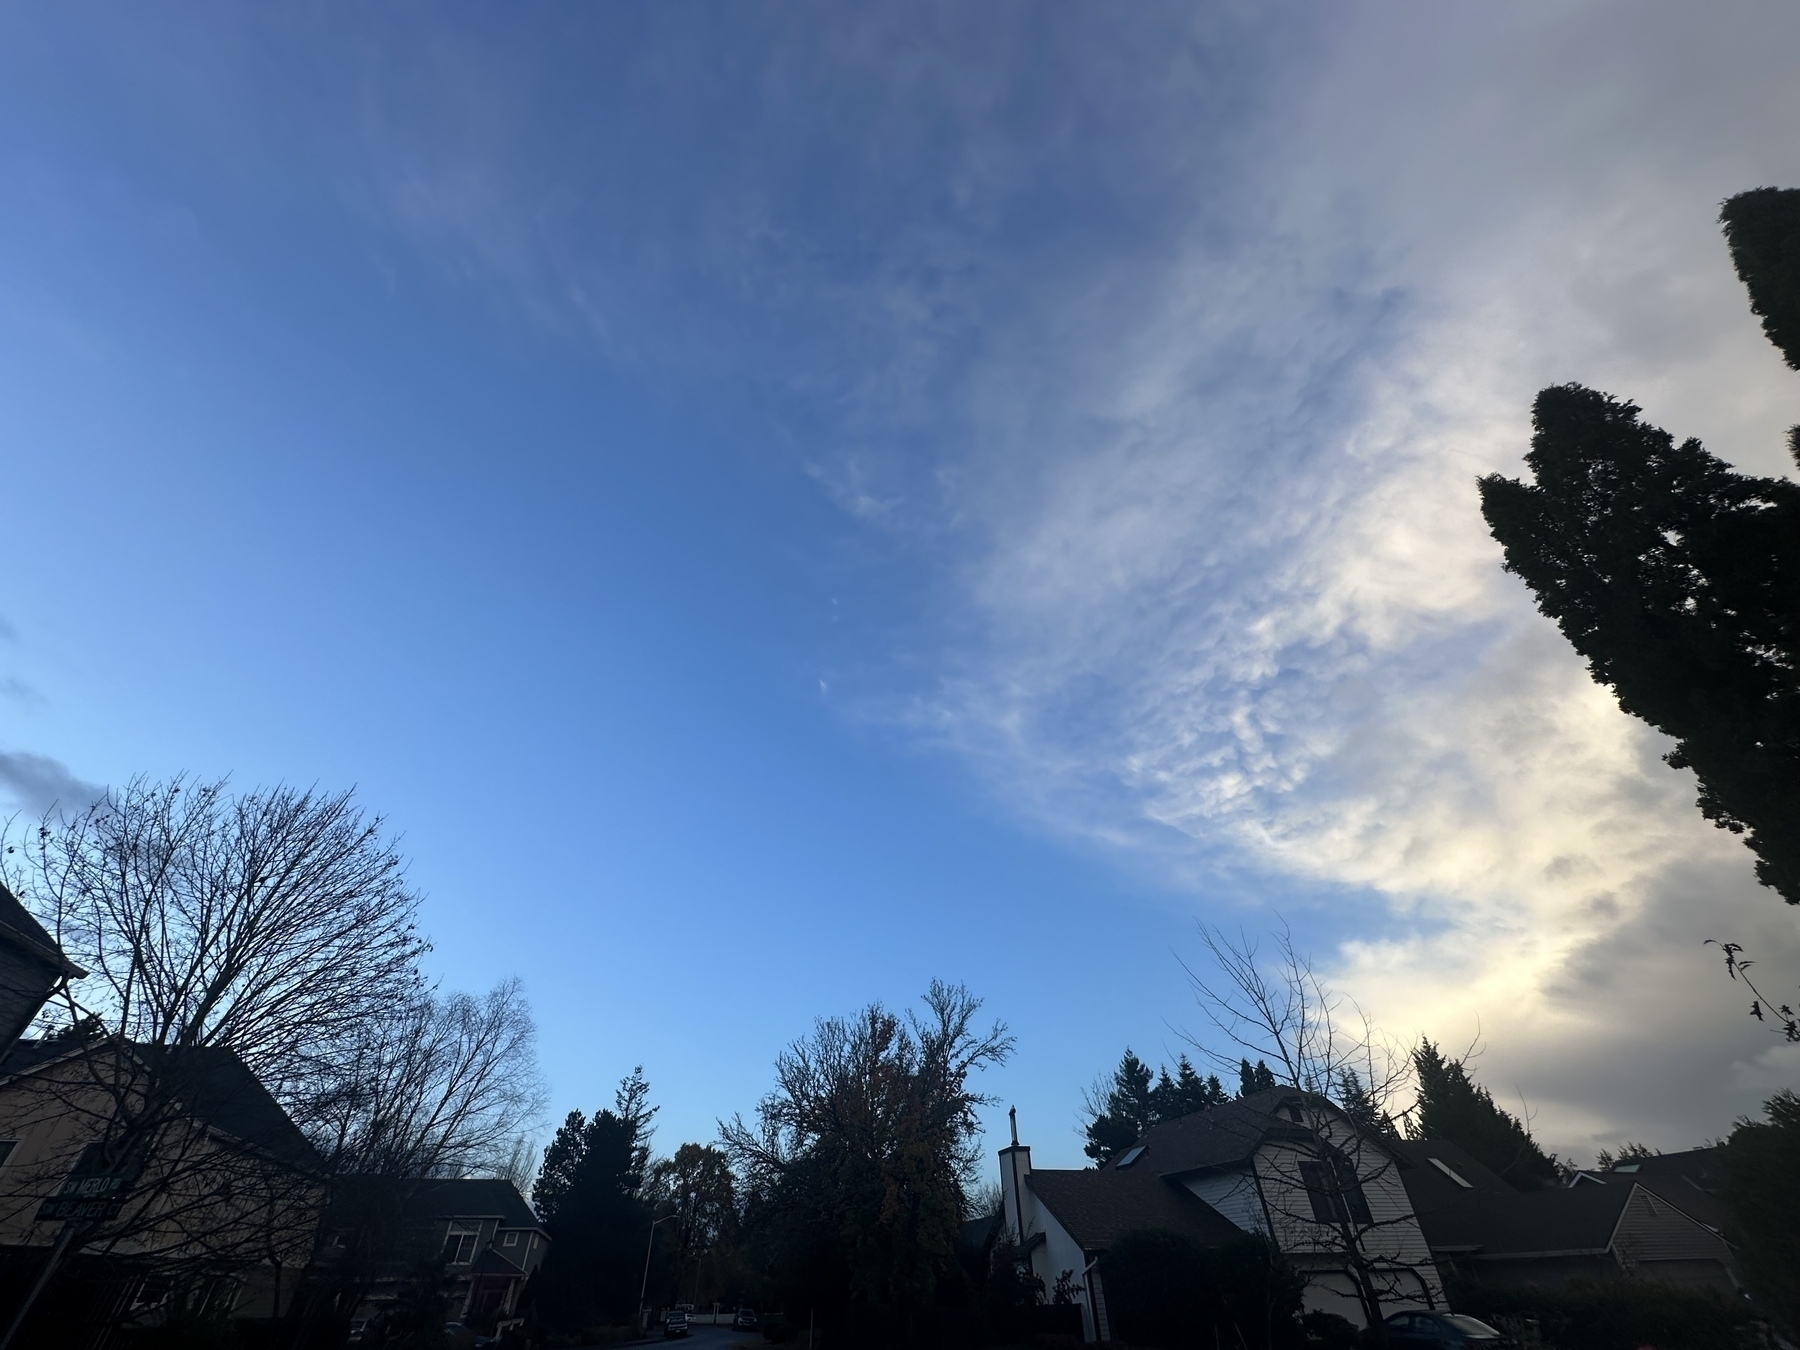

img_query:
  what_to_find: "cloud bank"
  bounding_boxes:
[116,0,1800,1154]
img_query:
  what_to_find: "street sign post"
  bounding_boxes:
[36,1172,128,1223]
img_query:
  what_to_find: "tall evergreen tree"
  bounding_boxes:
[1238,1059,1277,1097]
[1408,1041,1559,1190]
[1084,1050,1156,1164]
[529,1070,664,1328]
[1085,1052,1230,1163]
[1336,1071,1395,1138]
[1155,1055,1229,1119]
[1479,191,1800,904]
[1722,187,1800,369]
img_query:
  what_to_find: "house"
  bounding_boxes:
[0,1035,326,1341]
[999,1089,1446,1340]
[0,882,84,1055]
[312,1176,549,1329]
[1395,1137,1738,1296]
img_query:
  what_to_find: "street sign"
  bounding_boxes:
[37,1172,128,1222]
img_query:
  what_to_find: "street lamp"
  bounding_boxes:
[638,1212,678,1331]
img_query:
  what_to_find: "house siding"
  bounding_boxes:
[1250,1128,1444,1326]
[1610,1186,1736,1294]
[1025,1202,1097,1341]
[1180,1168,1266,1233]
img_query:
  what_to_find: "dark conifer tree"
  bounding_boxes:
[1237,1059,1277,1096]
[1337,1071,1395,1138]
[1479,191,1800,904]
[1157,1055,1229,1118]
[1083,1050,1156,1164]
[1409,1041,1559,1190]
[528,1070,664,1328]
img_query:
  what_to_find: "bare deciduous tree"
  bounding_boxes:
[303,977,544,1182]
[0,776,432,1344]
[1181,926,1435,1343]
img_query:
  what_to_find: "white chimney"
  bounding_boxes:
[997,1106,1034,1251]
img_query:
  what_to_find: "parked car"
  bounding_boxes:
[1384,1311,1507,1348]
[733,1308,759,1332]
[665,1310,691,1339]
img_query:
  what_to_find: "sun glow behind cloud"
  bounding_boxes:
[891,4,1800,1150]
[335,1,1800,1150]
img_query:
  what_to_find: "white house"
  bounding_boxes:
[998,1088,1446,1339]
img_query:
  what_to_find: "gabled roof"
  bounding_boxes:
[1117,1088,1341,1178]
[1586,1148,1731,1235]
[0,882,83,977]
[1407,1178,1634,1256]
[1025,1166,1244,1254]
[399,1177,540,1230]
[0,1036,318,1171]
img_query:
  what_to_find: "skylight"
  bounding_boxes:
[1428,1156,1472,1188]
[1114,1146,1146,1169]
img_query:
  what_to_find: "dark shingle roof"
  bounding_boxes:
[399,1177,540,1229]
[0,882,81,976]
[1025,1166,1244,1253]
[1602,1146,1724,1187]
[1392,1137,1520,1222]
[0,1038,318,1170]
[164,1046,321,1171]
[1409,1180,1633,1256]
[1119,1088,1346,1179]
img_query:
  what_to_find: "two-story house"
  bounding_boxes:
[999,1088,1445,1340]
[314,1176,549,1330]
[0,1035,326,1344]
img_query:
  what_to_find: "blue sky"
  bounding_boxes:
[4,3,1800,1171]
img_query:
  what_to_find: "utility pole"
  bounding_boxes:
[638,1213,676,1331]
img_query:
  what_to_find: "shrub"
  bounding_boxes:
[1099,1231,1305,1350]
[1448,1275,1755,1350]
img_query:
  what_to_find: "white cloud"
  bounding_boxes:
[904,2,1800,1154]
[327,0,1800,1153]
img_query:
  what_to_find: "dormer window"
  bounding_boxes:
[442,1223,480,1265]
[1114,1146,1146,1169]
[1284,1104,1304,1124]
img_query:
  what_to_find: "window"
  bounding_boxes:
[502,1231,519,1247]
[1113,1146,1146,1170]
[1298,1156,1373,1227]
[442,1224,480,1265]
[1427,1156,1472,1188]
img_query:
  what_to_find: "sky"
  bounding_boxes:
[2,1,1799,1173]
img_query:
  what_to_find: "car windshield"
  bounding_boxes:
[1444,1315,1499,1335]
